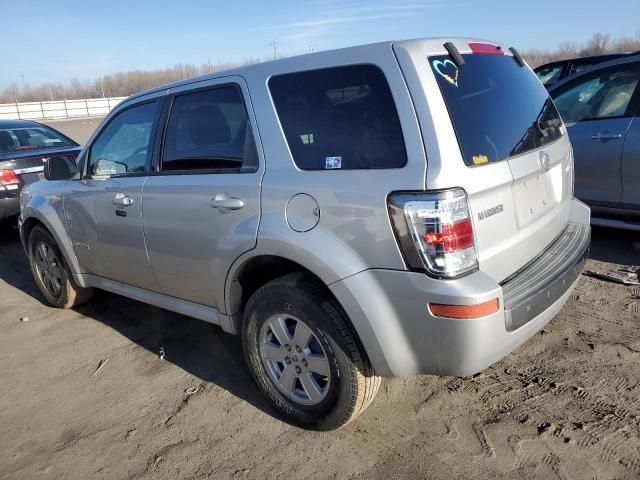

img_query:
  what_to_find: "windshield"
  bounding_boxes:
[430,54,564,166]
[0,125,74,154]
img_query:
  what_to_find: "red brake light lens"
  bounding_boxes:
[0,169,19,185]
[469,43,503,55]
[423,219,474,252]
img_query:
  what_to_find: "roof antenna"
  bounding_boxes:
[443,42,465,67]
[509,47,526,67]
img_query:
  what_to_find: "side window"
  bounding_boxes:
[536,64,563,86]
[552,67,640,123]
[162,86,258,172]
[269,64,407,170]
[88,101,158,176]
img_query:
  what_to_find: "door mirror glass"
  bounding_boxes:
[44,155,78,181]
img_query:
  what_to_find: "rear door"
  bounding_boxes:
[142,77,263,309]
[393,39,572,282]
[551,63,640,207]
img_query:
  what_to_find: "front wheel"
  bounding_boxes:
[242,273,380,430]
[28,226,94,308]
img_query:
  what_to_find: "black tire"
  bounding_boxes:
[242,273,381,430]
[28,226,94,308]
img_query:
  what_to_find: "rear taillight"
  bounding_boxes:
[0,169,20,191]
[388,188,478,278]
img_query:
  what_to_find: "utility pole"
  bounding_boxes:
[309,41,314,53]
[208,57,213,73]
[100,78,105,98]
[270,40,278,60]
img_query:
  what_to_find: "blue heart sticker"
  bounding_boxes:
[432,59,459,87]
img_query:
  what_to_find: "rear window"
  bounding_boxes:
[431,54,564,166]
[0,125,74,154]
[269,64,407,170]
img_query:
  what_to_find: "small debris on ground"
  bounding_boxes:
[184,386,199,396]
[19,316,29,322]
[584,266,640,286]
[92,358,109,376]
[159,347,166,360]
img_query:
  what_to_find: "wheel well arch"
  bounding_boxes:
[21,217,47,247]
[19,214,85,284]
[229,255,331,316]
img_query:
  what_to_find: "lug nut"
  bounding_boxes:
[285,357,291,364]
[285,344,292,351]
[295,366,302,374]
[295,346,302,353]
[301,359,308,367]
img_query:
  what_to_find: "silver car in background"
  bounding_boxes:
[19,37,590,430]
[550,55,640,230]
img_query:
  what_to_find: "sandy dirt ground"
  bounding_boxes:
[2,120,640,479]
[1,224,639,480]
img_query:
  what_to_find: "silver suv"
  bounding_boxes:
[19,38,591,430]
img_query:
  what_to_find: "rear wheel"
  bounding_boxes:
[242,273,380,430]
[28,226,93,308]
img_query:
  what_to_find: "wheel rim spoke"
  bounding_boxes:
[37,243,48,264]
[305,354,329,377]
[300,373,323,403]
[261,342,282,362]
[278,365,297,394]
[292,321,313,350]
[269,317,292,345]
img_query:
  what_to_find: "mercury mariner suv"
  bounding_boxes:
[19,38,591,430]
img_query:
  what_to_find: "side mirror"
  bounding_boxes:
[44,155,79,181]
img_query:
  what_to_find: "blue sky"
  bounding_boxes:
[1,0,638,89]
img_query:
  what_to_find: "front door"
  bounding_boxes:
[65,99,162,291]
[143,78,262,309]
[552,63,640,207]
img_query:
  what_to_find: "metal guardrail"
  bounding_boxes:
[0,97,126,121]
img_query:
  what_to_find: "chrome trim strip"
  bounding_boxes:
[14,166,45,174]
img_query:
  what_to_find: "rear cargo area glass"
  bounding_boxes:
[430,54,563,166]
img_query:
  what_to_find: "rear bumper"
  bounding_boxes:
[0,196,20,220]
[330,199,591,377]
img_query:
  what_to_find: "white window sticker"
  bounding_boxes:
[325,156,342,169]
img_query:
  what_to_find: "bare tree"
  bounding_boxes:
[579,33,610,56]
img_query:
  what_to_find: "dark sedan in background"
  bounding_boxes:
[0,119,81,224]
[535,52,638,88]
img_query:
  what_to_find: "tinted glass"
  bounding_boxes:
[269,65,407,170]
[431,54,564,166]
[88,101,158,176]
[536,64,564,85]
[552,67,640,123]
[162,86,258,172]
[0,125,73,154]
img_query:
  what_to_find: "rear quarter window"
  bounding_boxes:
[269,64,407,170]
